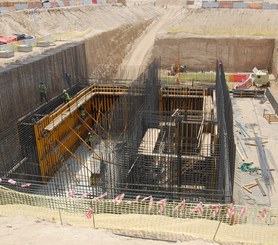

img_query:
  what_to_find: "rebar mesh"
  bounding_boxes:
[0,60,235,204]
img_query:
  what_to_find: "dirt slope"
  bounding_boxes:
[117,9,174,79]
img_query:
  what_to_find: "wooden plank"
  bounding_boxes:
[245,141,268,146]
[243,181,258,194]
[244,182,257,188]
[243,185,253,194]
[255,178,267,196]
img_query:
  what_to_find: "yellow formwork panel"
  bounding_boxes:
[159,87,208,112]
[34,84,127,180]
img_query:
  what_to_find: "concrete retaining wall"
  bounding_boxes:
[153,35,275,72]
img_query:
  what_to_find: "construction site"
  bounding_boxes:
[0,1,278,244]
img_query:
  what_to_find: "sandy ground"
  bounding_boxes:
[232,96,278,207]
[0,216,218,245]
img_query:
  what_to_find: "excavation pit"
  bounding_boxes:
[2,61,235,203]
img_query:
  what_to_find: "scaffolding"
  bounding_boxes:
[0,60,235,203]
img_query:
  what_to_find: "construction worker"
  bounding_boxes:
[39,81,48,103]
[175,73,180,85]
[63,72,72,90]
[89,173,101,186]
[88,131,93,149]
[63,89,70,103]
[78,105,86,120]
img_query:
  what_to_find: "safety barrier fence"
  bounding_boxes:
[0,185,278,244]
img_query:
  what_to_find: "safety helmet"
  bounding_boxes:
[63,89,66,93]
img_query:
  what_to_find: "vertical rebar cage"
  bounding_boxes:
[0,59,235,203]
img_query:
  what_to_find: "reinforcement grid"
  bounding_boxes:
[0,185,277,245]
[216,61,236,203]
[0,59,235,203]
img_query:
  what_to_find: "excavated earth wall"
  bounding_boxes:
[85,20,152,78]
[153,34,275,72]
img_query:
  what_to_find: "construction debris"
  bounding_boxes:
[263,109,278,124]
[245,141,268,146]
[255,136,274,188]
[235,121,250,138]
[242,178,267,196]
[242,181,257,194]
[239,162,258,173]
[255,178,267,197]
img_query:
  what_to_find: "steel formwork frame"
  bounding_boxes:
[0,60,235,203]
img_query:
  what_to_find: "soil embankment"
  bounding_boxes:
[153,35,274,72]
